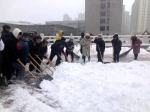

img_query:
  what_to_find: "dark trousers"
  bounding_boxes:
[80,45,82,54]
[97,51,104,62]
[49,51,61,66]
[2,60,14,81]
[113,50,120,62]
[65,50,74,62]
[83,56,90,62]
[134,54,138,60]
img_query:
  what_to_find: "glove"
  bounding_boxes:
[135,44,138,47]
[64,53,67,57]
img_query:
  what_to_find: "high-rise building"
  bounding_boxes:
[78,13,85,20]
[131,0,150,34]
[85,0,123,35]
[121,5,131,34]
[63,14,72,21]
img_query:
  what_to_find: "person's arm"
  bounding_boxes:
[0,39,4,51]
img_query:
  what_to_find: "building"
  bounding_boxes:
[121,6,131,35]
[0,22,77,36]
[85,0,123,35]
[46,20,85,35]
[131,0,150,34]
[63,14,72,21]
[78,13,85,20]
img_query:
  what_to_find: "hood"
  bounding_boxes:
[58,30,63,36]
[81,32,85,38]
[12,28,22,38]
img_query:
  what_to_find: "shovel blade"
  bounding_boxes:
[44,75,53,81]
[35,77,43,89]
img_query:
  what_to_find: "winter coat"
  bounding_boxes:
[65,41,74,51]
[112,39,122,52]
[38,42,47,57]
[132,39,142,54]
[51,41,64,54]
[1,29,10,41]
[80,37,91,56]
[17,39,30,65]
[2,28,22,62]
[94,38,105,53]
[56,30,63,40]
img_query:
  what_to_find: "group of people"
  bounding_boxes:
[0,24,142,89]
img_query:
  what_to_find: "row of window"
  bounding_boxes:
[100,11,110,16]
[100,26,109,31]
[100,18,110,24]
[100,3,110,9]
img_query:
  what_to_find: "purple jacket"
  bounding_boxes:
[132,39,142,54]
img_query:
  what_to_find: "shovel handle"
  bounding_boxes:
[57,54,64,62]
[76,49,80,54]
[35,55,53,73]
[18,60,37,79]
[30,62,44,76]
[46,57,56,70]
[29,54,49,75]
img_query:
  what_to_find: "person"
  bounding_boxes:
[111,34,122,63]
[80,32,85,54]
[49,41,65,66]
[2,28,22,84]
[56,30,64,41]
[94,34,105,62]
[131,36,142,60]
[28,35,42,72]
[80,33,91,63]
[1,24,11,41]
[65,38,75,62]
[12,33,30,80]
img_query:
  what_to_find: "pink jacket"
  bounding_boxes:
[132,39,142,54]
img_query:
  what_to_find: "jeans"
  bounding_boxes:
[13,62,25,80]
[49,51,61,66]
[113,50,120,62]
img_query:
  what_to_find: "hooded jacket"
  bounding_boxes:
[94,38,105,53]
[2,28,22,62]
[56,30,63,40]
[111,34,122,52]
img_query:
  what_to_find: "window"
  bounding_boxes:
[101,11,106,16]
[107,11,110,16]
[107,18,110,24]
[100,19,105,24]
[107,3,110,8]
[100,3,106,9]
[100,26,105,31]
[107,26,109,31]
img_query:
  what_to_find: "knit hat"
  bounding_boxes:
[85,33,90,37]
[2,24,11,29]
[98,34,102,38]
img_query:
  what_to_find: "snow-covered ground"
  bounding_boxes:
[0,45,150,112]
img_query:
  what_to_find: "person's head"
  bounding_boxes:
[113,34,119,40]
[85,33,90,39]
[2,24,11,33]
[12,28,22,39]
[98,34,102,39]
[21,33,29,41]
[81,32,85,38]
[58,30,64,37]
[32,30,37,36]
[42,40,48,47]
[34,35,42,43]
[69,38,73,43]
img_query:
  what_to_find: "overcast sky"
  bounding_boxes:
[0,0,134,23]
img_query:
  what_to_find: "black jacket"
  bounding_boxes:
[1,30,10,41]
[2,33,19,62]
[51,42,64,54]
[112,39,122,51]
[94,38,105,53]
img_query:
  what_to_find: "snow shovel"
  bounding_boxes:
[76,49,80,54]
[120,48,133,58]
[18,60,43,88]
[98,46,111,64]
[46,57,56,70]
[73,52,80,61]
[57,53,64,62]
[30,62,53,81]
[0,74,8,87]
[35,55,53,73]
[29,54,53,80]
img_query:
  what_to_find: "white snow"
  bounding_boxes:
[0,45,150,112]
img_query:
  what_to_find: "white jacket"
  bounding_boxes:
[0,39,4,51]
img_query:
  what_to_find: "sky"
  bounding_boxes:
[0,0,134,24]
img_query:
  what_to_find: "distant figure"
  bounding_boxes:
[111,34,122,63]
[80,32,85,54]
[80,33,91,63]
[1,24,11,41]
[131,36,142,60]
[94,34,105,62]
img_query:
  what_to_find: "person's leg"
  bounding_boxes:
[113,50,117,62]
[117,51,120,62]
[71,51,74,62]
[83,56,86,63]
[65,50,69,62]
[16,63,25,80]
[97,52,101,62]
[56,52,61,66]
[134,54,138,60]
